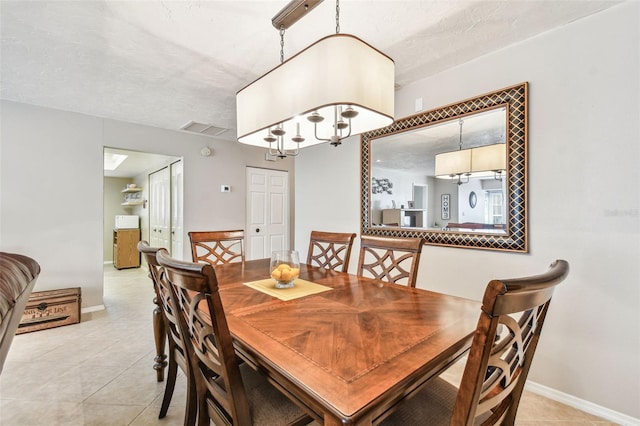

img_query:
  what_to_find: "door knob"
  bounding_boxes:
[256,228,261,233]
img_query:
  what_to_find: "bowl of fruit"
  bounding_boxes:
[270,250,300,289]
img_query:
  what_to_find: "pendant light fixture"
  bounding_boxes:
[434,118,506,185]
[236,0,395,158]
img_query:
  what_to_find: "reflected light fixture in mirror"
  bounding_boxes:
[360,82,528,252]
[435,118,506,185]
[470,144,506,179]
[236,0,395,158]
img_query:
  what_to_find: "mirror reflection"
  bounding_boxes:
[360,82,528,252]
[370,107,507,234]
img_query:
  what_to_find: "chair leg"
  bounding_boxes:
[184,371,197,426]
[197,394,210,426]
[159,350,177,419]
[153,297,168,382]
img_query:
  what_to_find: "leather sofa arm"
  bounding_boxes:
[0,252,40,374]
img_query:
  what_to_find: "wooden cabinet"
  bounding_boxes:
[113,229,141,269]
[382,209,427,227]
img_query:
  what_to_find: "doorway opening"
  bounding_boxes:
[103,147,183,274]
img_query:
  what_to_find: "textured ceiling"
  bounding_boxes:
[1,0,620,141]
[373,106,506,174]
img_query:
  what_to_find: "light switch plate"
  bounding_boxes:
[221,185,230,192]
[415,97,423,112]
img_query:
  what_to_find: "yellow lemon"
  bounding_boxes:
[280,269,292,281]
[290,268,300,279]
[271,269,282,280]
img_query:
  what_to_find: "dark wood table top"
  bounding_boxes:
[215,259,480,425]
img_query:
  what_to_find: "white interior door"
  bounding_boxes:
[149,167,170,249]
[170,160,184,259]
[246,167,289,260]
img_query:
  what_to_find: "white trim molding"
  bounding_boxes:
[526,381,640,425]
[81,304,105,314]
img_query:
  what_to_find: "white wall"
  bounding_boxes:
[0,101,295,308]
[295,139,361,255]
[295,2,639,421]
[370,167,427,224]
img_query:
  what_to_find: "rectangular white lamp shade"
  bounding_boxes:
[471,143,506,176]
[435,143,506,179]
[236,34,395,150]
[434,149,472,178]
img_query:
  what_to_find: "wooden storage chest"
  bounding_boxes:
[17,287,81,334]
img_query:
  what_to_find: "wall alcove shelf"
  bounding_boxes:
[121,186,144,206]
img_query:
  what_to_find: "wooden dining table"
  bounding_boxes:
[214,259,481,425]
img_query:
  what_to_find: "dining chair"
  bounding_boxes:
[188,230,244,266]
[379,259,570,426]
[307,230,357,272]
[156,249,312,426]
[137,241,196,426]
[357,235,423,287]
[137,241,168,382]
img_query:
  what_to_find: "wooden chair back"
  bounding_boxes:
[138,241,196,424]
[188,230,244,266]
[307,231,356,272]
[357,235,423,287]
[156,249,252,426]
[451,260,570,425]
[137,240,163,294]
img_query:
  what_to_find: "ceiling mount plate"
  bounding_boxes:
[272,0,323,30]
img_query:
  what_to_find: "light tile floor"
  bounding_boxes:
[0,266,617,425]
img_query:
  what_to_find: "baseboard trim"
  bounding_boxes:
[81,304,105,314]
[526,381,639,425]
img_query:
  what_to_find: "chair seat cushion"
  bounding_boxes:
[380,377,457,425]
[217,362,309,425]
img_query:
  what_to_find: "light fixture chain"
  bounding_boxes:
[335,0,340,34]
[279,25,285,64]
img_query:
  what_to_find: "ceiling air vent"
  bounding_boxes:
[180,121,228,137]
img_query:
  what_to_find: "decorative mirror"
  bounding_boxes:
[360,83,528,252]
[469,191,478,209]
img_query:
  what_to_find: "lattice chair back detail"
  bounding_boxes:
[379,260,569,426]
[451,259,570,425]
[307,231,357,273]
[357,236,423,287]
[156,249,311,426]
[188,230,245,266]
[159,249,250,425]
[137,241,196,425]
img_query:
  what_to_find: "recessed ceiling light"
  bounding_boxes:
[104,153,128,170]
